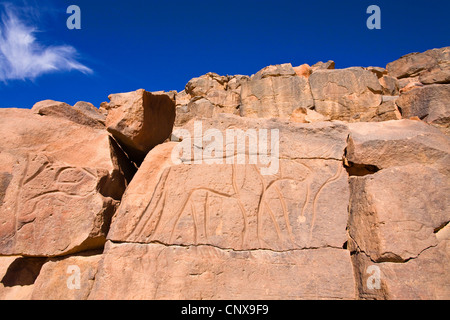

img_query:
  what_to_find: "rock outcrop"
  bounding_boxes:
[1,46,449,300]
[104,89,176,163]
[0,108,134,258]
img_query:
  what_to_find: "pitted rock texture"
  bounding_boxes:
[0,46,449,300]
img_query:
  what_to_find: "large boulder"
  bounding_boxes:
[349,164,449,262]
[73,101,107,125]
[346,120,450,171]
[175,73,249,127]
[386,46,450,80]
[0,108,132,257]
[346,119,450,300]
[419,62,450,85]
[309,67,383,121]
[31,100,104,129]
[89,241,355,300]
[240,63,314,119]
[396,84,450,129]
[30,252,102,300]
[105,89,176,163]
[101,114,354,299]
[348,164,450,300]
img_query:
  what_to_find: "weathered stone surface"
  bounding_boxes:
[185,72,228,97]
[396,84,450,127]
[32,100,104,129]
[379,75,399,95]
[311,60,335,71]
[0,109,130,257]
[419,62,450,84]
[74,101,106,125]
[351,241,449,300]
[105,89,176,162]
[398,76,423,94]
[289,107,328,123]
[349,164,449,262]
[346,119,450,299]
[0,155,118,257]
[359,100,401,123]
[2,47,450,300]
[175,74,248,126]
[0,256,36,300]
[31,252,101,300]
[185,73,246,110]
[89,241,355,300]
[386,46,450,79]
[367,66,388,78]
[293,64,312,78]
[109,115,350,252]
[309,67,382,121]
[175,95,236,128]
[346,120,450,171]
[240,63,314,118]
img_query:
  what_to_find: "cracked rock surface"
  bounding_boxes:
[1,46,449,300]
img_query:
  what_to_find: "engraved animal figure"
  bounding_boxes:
[126,159,344,251]
[5,154,100,253]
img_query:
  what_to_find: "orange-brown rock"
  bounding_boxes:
[396,84,450,129]
[31,252,101,300]
[105,89,176,162]
[346,120,450,171]
[101,115,354,299]
[309,67,383,121]
[240,63,314,118]
[32,100,104,129]
[109,115,350,249]
[293,64,312,78]
[175,73,249,126]
[386,47,450,79]
[0,108,131,257]
[88,241,355,300]
[1,47,450,301]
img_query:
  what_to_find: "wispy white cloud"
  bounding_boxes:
[0,2,92,82]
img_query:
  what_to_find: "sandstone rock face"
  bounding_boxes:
[351,240,449,300]
[31,252,101,300]
[32,100,104,129]
[349,165,448,262]
[1,47,449,300]
[309,68,383,121]
[74,101,107,125]
[419,61,450,84]
[89,241,355,300]
[102,115,353,299]
[109,116,350,250]
[0,109,131,257]
[105,89,176,162]
[240,63,314,119]
[396,84,450,127]
[311,60,335,71]
[346,119,450,300]
[379,75,399,95]
[175,73,249,126]
[346,120,450,171]
[386,47,450,80]
[0,256,44,300]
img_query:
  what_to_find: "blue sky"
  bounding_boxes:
[0,0,449,109]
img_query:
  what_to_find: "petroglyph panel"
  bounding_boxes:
[0,154,115,256]
[109,143,349,251]
[89,241,356,300]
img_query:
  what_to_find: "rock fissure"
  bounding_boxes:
[1,46,449,300]
[108,239,346,254]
